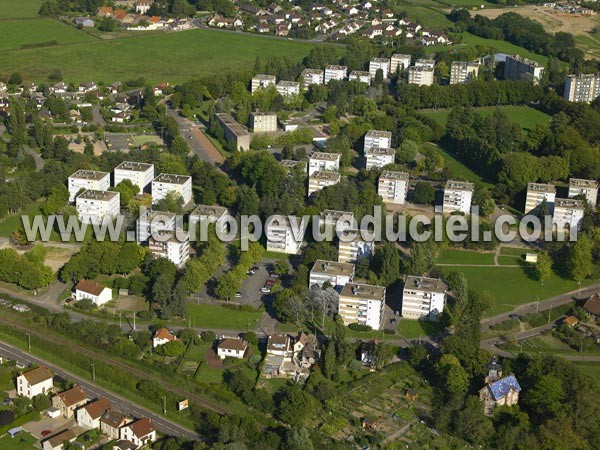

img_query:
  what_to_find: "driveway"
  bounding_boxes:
[22,415,74,439]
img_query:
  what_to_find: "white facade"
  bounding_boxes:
[68,170,110,202]
[338,233,375,264]
[569,178,598,209]
[349,71,371,84]
[408,66,434,86]
[309,152,340,176]
[300,69,324,89]
[276,81,300,97]
[217,338,248,359]
[76,398,111,430]
[365,147,395,169]
[504,55,544,84]
[149,231,190,267]
[450,61,479,84]
[369,58,390,79]
[250,112,277,132]
[113,161,155,192]
[401,276,447,320]
[120,418,156,449]
[553,198,585,233]
[308,170,341,197]
[324,65,347,83]
[136,209,177,243]
[525,182,556,214]
[338,283,385,330]
[74,280,112,306]
[189,204,230,236]
[251,74,276,93]
[17,367,53,399]
[76,190,120,225]
[309,259,355,289]
[265,216,304,254]
[564,74,600,103]
[378,171,409,204]
[151,173,192,205]
[443,180,474,214]
[390,54,411,73]
[364,130,392,151]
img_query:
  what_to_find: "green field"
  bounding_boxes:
[0,26,330,83]
[0,431,37,450]
[0,202,41,237]
[397,318,442,339]
[0,19,95,51]
[575,363,600,382]
[500,246,535,257]
[452,32,549,65]
[437,249,495,265]
[185,303,263,330]
[0,0,43,18]
[131,134,163,146]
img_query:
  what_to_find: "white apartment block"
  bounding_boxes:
[415,59,435,69]
[309,259,355,289]
[189,204,230,236]
[324,65,347,83]
[564,74,600,103]
[443,180,474,214]
[250,112,277,132]
[309,152,341,176]
[553,198,585,233]
[525,182,556,214]
[276,81,301,97]
[338,283,385,330]
[450,61,479,85]
[504,55,544,84]
[149,231,190,267]
[113,161,154,192]
[378,171,409,205]
[251,74,276,93]
[349,71,371,84]
[365,147,395,169]
[401,276,447,320]
[151,173,192,205]
[390,54,411,73]
[136,209,177,243]
[364,130,392,151]
[68,169,110,202]
[319,209,356,231]
[308,170,341,197]
[338,233,375,264]
[369,57,391,79]
[568,178,598,209]
[265,216,304,254]
[300,69,324,89]
[76,190,120,225]
[408,66,434,86]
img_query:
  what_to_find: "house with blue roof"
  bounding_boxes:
[478,358,521,416]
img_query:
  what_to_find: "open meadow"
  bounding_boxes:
[0,0,43,18]
[0,18,95,51]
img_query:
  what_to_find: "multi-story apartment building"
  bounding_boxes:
[415,59,436,69]
[251,74,276,93]
[401,276,447,320]
[265,215,304,254]
[300,69,324,89]
[564,74,600,103]
[408,65,434,86]
[553,198,585,233]
[504,55,544,84]
[369,57,390,79]
[136,209,177,243]
[189,204,230,236]
[365,146,395,169]
[113,161,154,192]
[364,130,392,150]
[276,80,301,97]
[308,152,341,176]
[378,171,409,204]
[568,178,598,209]
[308,170,341,197]
[250,112,277,132]
[338,283,385,330]
[525,182,556,214]
[324,65,347,83]
[151,173,192,205]
[319,209,356,230]
[443,180,474,214]
[349,71,371,84]
[215,113,251,151]
[76,190,120,225]
[148,231,190,267]
[449,61,479,84]
[309,260,355,289]
[390,54,411,73]
[338,233,375,264]
[68,169,110,202]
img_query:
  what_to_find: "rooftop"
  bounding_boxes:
[139,209,176,221]
[267,334,290,351]
[415,58,435,66]
[404,275,447,293]
[320,209,355,221]
[70,169,109,181]
[277,80,300,87]
[310,152,341,162]
[326,65,347,71]
[75,280,107,296]
[77,190,119,201]
[340,283,385,300]
[46,429,76,448]
[391,53,411,59]
[253,74,276,81]
[409,65,435,73]
[57,386,87,407]
[215,113,250,137]
[583,293,600,316]
[555,197,584,210]
[507,54,544,68]
[83,398,112,420]
[380,170,409,181]
[311,259,355,276]
[218,338,248,352]
[445,180,474,192]
[191,204,228,217]
[280,159,307,169]
[115,161,154,172]
[21,366,53,385]
[570,178,598,189]
[153,173,191,185]
[366,146,395,156]
[153,327,176,341]
[350,70,371,77]
[488,374,521,400]
[371,57,390,63]
[309,170,341,182]
[301,68,324,75]
[250,111,276,117]
[451,61,479,69]
[128,418,156,439]
[365,130,392,139]
[527,182,556,194]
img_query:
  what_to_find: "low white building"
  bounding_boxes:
[68,169,110,202]
[390,54,411,73]
[136,209,177,243]
[309,259,355,289]
[525,182,556,214]
[148,231,190,267]
[338,283,386,330]
[443,180,474,214]
[74,280,112,306]
[553,198,585,233]
[152,327,177,348]
[401,276,447,320]
[349,71,371,84]
[300,69,324,89]
[17,366,53,399]
[324,65,347,83]
[119,418,157,449]
[251,74,276,93]
[113,161,155,192]
[308,170,341,197]
[266,334,292,357]
[151,173,192,205]
[369,57,390,79]
[568,178,598,209]
[265,216,304,254]
[308,152,340,176]
[276,81,300,97]
[365,147,395,169]
[217,338,248,359]
[364,130,392,151]
[189,204,230,236]
[338,233,375,264]
[76,190,120,225]
[378,171,409,204]
[250,112,277,132]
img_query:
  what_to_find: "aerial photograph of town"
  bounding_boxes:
[0,0,599,448]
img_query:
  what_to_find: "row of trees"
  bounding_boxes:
[0,246,53,290]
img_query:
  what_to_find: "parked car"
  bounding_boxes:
[246,269,255,275]
[234,292,242,298]
[41,430,52,437]
[260,286,271,293]
[265,280,275,287]
[269,272,280,278]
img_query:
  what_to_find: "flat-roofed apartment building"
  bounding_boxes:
[319,209,356,231]
[136,209,177,243]
[250,112,277,132]
[76,190,120,225]
[525,182,556,214]
[148,231,190,267]
[338,233,374,264]
[215,113,251,151]
[564,74,600,103]
[349,71,371,84]
[324,65,347,83]
[408,65,434,86]
[443,180,474,214]
[265,215,304,254]
[251,74,276,93]
[364,130,392,150]
[365,147,395,169]
[276,81,300,97]
[378,171,409,204]
[450,61,479,84]
[309,259,355,289]
[113,161,154,192]
[369,57,390,79]
[189,204,230,236]
[68,169,110,202]
[401,275,447,320]
[390,54,411,73]
[309,152,340,176]
[308,170,341,197]
[151,173,192,205]
[338,283,386,330]
[569,178,598,209]
[553,198,585,233]
[300,69,324,89]
[504,55,544,84]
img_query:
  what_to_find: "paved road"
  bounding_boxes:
[0,340,199,440]
[166,107,224,164]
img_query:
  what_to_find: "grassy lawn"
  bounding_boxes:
[0,27,333,83]
[0,0,43,18]
[437,249,495,265]
[452,32,549,65]
[500,246,536,257]
[404,5,454,28]
[0,432,37,450]
[426,143,492,186]
[131,134,163,146]
[397,319,442,339]
[0,202,41,237]
[497,255,522,266]
[0,18,96,51]
[184,303,263,330]
[575,363,600,382]
[507,334,600,356]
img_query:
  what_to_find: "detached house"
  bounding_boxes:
[74,280,113,306]
[42,429,77,450]
[76,397,112,429]
[17,366,53,399]
[152,327,177,348]
[101,410,132,440]
[583,293,600,322]
[120,417,157,448]
[217,338,248,359]
[52,386,87,419]
[479,359,521,416]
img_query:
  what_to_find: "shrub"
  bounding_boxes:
[348,323,372,332]
[202,331,216,343]
[490,318,519,331]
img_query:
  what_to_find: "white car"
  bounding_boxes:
[235,292,242,298]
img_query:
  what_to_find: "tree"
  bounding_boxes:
[32,394,50,412]
[98,17,117,32]
[436,354,469,400]
[8,72,22,85]
[155,340,186,357]
[371,242,400,286]
[285,427,314,450]
[275,386,315,426]
[412,182,435,204]
[396,140,418,164]
[567,235,592,282]
[535,252,552,285]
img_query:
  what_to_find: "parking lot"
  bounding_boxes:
[238,263,274,307]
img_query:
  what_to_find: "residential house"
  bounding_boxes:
[120,418,157,448]
[152,327,177,348]
[76,397,112,429]
[583,293,600,321]
[479,359,521,416]
[97,6,114,16]
[74,280,113,306]
[101,411,132,440]
[52,386,87,419]
[17,366,53,399]
[135,0,151,14]
[42,429,77,450]
[217,338,248,359]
